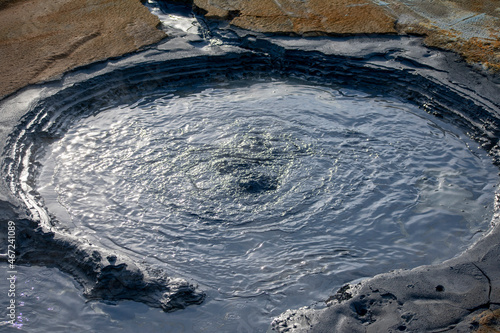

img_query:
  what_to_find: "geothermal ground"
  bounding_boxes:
[1,0,500,332]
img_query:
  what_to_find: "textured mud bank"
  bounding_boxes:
[1,3,500,332]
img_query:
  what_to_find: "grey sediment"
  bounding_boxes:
[1,4,500,332]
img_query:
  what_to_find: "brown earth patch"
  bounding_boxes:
[193,0,500,71]
[398,21,500,71]
[1,0,499,99]
[472,309,500,333]
[193,0,397,35]
[453,0,500,19]
[0,0,166,99]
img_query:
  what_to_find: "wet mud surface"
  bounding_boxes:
[1,1,500,332]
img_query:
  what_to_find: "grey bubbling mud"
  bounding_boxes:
[23,78,500,331]
[2,18,500,332]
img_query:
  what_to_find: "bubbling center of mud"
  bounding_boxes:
[37,79,497,330]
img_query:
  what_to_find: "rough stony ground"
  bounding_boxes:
[192,0,500,71]
[0,0,166,99]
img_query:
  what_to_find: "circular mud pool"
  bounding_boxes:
[33,79,498,331]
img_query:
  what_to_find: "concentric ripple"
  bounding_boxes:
[37,79,498,331]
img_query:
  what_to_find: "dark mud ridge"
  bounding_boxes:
[1,18,500,331]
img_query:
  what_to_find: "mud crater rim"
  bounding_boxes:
[2,47,500,332]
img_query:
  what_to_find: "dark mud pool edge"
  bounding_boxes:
[1,26,500,332]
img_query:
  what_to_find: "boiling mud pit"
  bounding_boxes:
[35,79,497,332]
